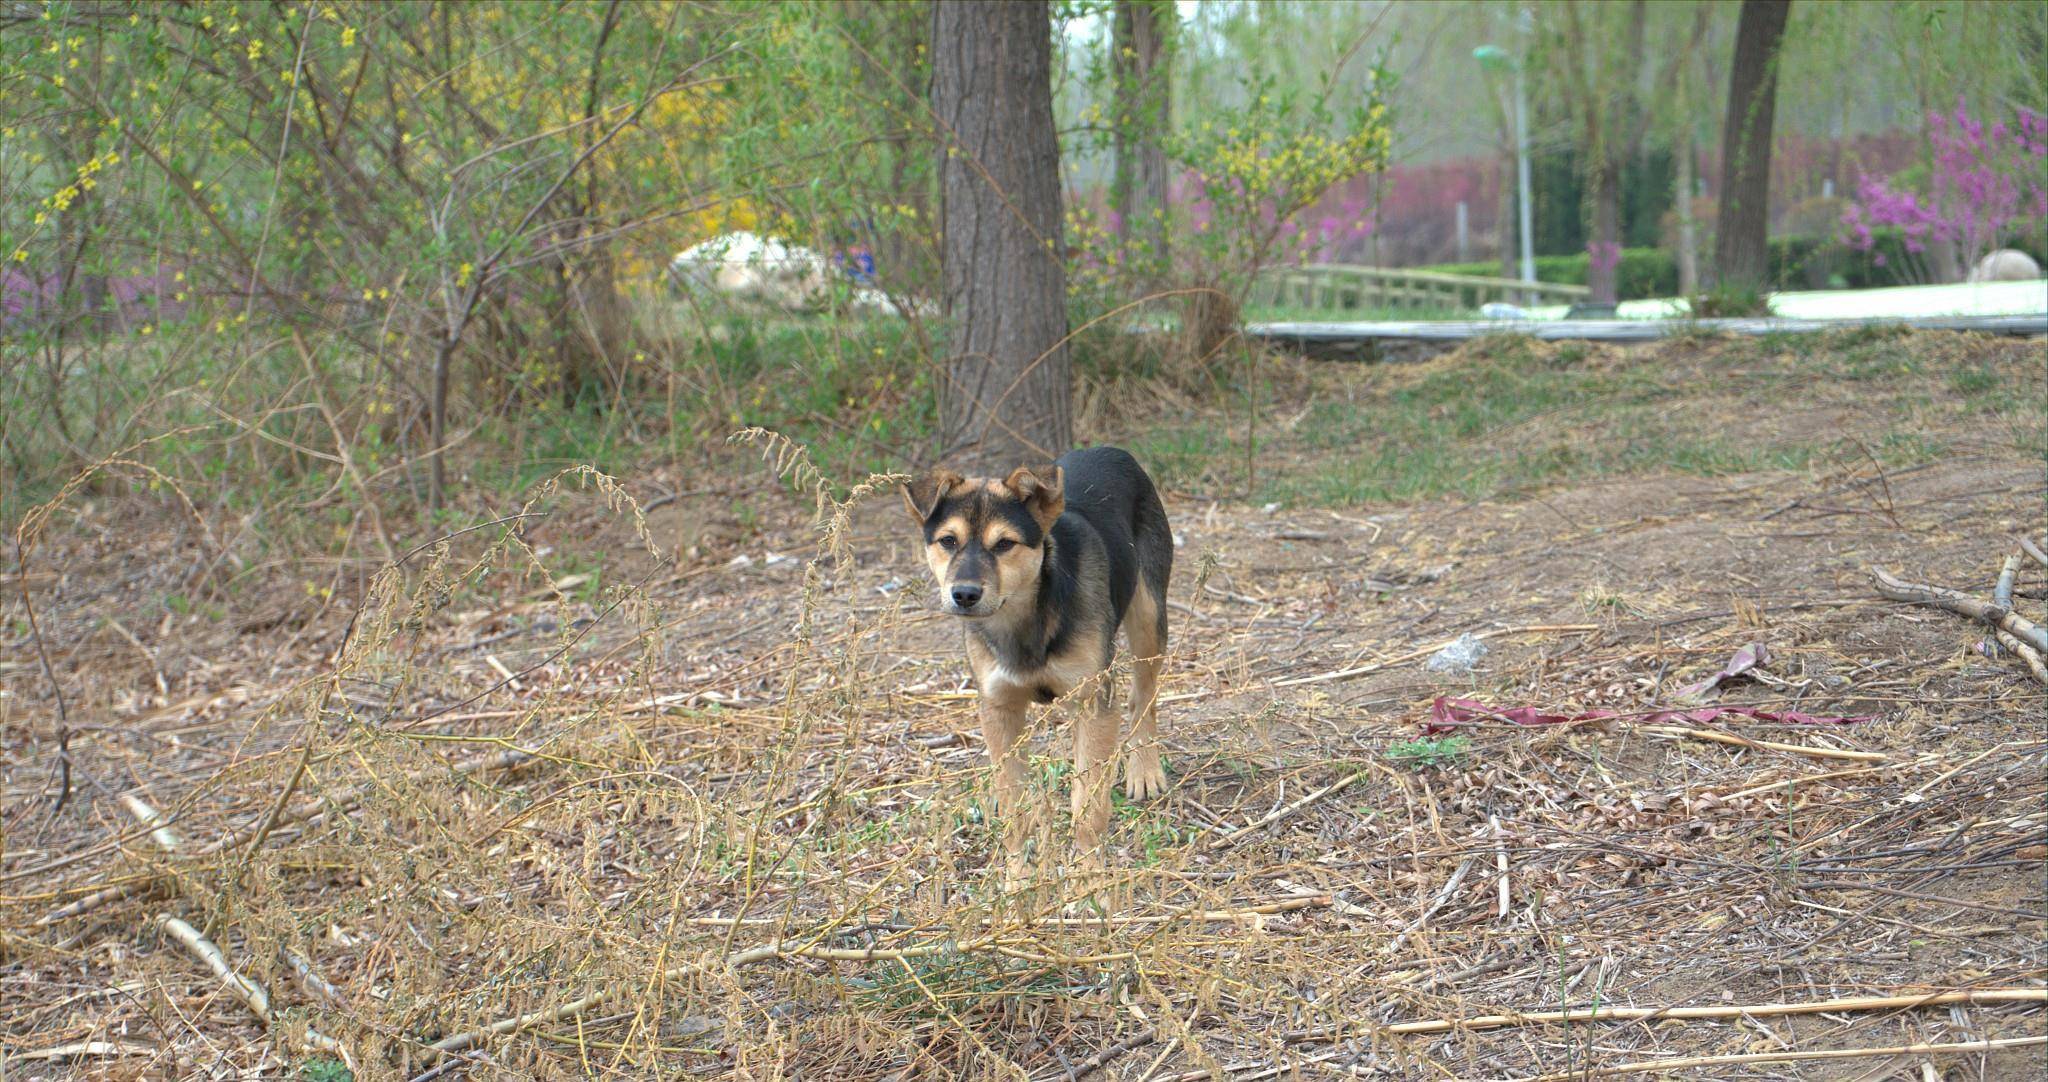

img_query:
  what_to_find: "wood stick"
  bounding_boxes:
[1873,568,2047,654]
[1034,1026,1156,1082]
[1720,759,1919,802]
[1014,895,1329,927]
[118,793,180,854]
[2021,535,2048,571]
[1490,814,1509,919]
[1988,553,2048,682]
[1642,725,1885,763]
[430,896,1335,1057]
[1997,629,2048,685]
[1285,988,2048,1039]
[1204,773,1364,851]
[671,896,1330,931]
[155,914,272,1019]
[1271,624,1600,689]
[0,1040,156,1066]
[1389,856,1476,954]
[37,748,535,925]
[1995,553,2022,609]
[156,914,346,1056]
[1524,1034,2048,1080]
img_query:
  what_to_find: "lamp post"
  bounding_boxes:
[1475,30,1535,289]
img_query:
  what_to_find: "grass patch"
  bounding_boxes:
[1127,330,2035,507]
[1386,736,1473,770]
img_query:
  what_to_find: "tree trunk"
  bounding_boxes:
[1711,0,1791,293]
[1587,159,1622,304]
[1675,134,1700,296]
[1111,0,1171,283]
[931,0,1071,466]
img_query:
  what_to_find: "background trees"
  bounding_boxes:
[2,1,2044,515]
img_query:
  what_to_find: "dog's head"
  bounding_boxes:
[902,465,1064,618]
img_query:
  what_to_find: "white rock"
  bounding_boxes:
[1966,248,2042,283]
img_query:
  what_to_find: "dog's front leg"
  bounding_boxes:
[979,698,1032,885]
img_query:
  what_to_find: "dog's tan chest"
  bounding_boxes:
[969,629,1105,707]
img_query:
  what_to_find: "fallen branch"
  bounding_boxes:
[1986,552,2048,682]
[156,914,346,1057]
[1872,567,2047,654]
[122,789,350,1062]
[1287,987,2047,1041]
[156,914,272,1017]
[1524,1034,2048,1080]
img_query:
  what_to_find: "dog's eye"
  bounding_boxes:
[991,538,1017,553]
[936,535,958,551]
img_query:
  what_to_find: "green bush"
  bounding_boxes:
[1423,228,2048,301]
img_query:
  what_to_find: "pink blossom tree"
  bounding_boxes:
[1840,100,2048,282]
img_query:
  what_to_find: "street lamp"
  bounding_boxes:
[1474,29,1536,290]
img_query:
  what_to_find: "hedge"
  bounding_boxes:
[1420,228,2048,301]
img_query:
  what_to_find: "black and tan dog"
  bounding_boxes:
[903,446,1173,874]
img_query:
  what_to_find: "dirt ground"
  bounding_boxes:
[3,333,2044,1080]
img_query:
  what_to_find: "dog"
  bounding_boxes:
[902,446,1173,875]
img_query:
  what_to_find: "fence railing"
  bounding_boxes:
[1253,263,1590,313]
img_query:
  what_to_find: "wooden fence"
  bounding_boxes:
[1254,264,1589,314]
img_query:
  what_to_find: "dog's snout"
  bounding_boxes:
[950,583,984,609]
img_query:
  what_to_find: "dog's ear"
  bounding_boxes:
[1004,464,1064,530]
[902,468,962,524]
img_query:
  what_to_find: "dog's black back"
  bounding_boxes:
[1054,446,1172,641]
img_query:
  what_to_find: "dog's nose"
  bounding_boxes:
[950,583,983,609]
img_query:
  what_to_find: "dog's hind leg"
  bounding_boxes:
[1121,580,1170,801]
[1071,697,1120,870]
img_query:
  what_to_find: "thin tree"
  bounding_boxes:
[1549,0,1706,306]
[931,0,1072,465]
[1111,0,1173,285]
[1712,0,1791,294]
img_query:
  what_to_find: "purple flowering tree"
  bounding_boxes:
[1840,100,2048,282]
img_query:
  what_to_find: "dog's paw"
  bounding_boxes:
[1123,748,1169,801]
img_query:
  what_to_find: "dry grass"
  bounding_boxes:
[4,332,2045,1080]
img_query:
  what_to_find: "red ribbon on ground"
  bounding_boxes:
[1425,696,1874,734]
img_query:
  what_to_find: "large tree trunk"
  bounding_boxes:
[1712,0,1791,292]
[931,0,1071,466]
[1111,0,1172,283]
[1587,159,1622,304]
